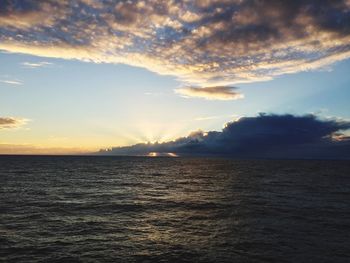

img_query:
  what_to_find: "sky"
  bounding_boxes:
[1,0,350,156]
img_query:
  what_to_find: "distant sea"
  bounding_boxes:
[1,156,349,262]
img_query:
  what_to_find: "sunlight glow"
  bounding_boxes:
[147,152,178,157]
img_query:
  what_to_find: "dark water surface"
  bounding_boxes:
[0,156,349,262]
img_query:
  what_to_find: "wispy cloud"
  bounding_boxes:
[176,86,244,100]
[144,92,163,97]
[0,1,350,94]
[194,116,221,121]
[0,117,30,129]
[0,79,22,86]
[194,115,237,121]
[21,61,53,68]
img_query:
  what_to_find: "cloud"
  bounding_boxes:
[195,116,221,121]
[0,143,87,155]
[175,86,244,100]
[0,0,57,29]
[194,114,237,121]
[0,117,29,129]
[99,114,350,159]
[0,79,22,85]
[0,0,349,89]
[21,61,53,68]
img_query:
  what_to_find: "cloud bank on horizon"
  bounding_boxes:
[1,0,350,99]
[99,114,350,159]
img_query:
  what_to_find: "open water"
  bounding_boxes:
[0,156,349,262]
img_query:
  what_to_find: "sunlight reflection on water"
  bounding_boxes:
[0,156,349,262]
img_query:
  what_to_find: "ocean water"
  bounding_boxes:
[0,156,349,263]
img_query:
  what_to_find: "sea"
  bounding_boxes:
[0,156,349,262]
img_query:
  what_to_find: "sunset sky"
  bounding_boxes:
[1,0,350,155]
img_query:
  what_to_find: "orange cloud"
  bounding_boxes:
[0,143,88,155]
[175,86,244,100]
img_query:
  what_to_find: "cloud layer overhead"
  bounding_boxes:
[100,114,350,159]
[1,0,350,90]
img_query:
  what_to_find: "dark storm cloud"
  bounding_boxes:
[0,0,350,92]
[100,114,350,159]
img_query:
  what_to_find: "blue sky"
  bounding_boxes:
[1,51,349,153]
[1,0,350,154]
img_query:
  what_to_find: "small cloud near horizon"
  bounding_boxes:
[0,143,87,155]
[0,117,30,129]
